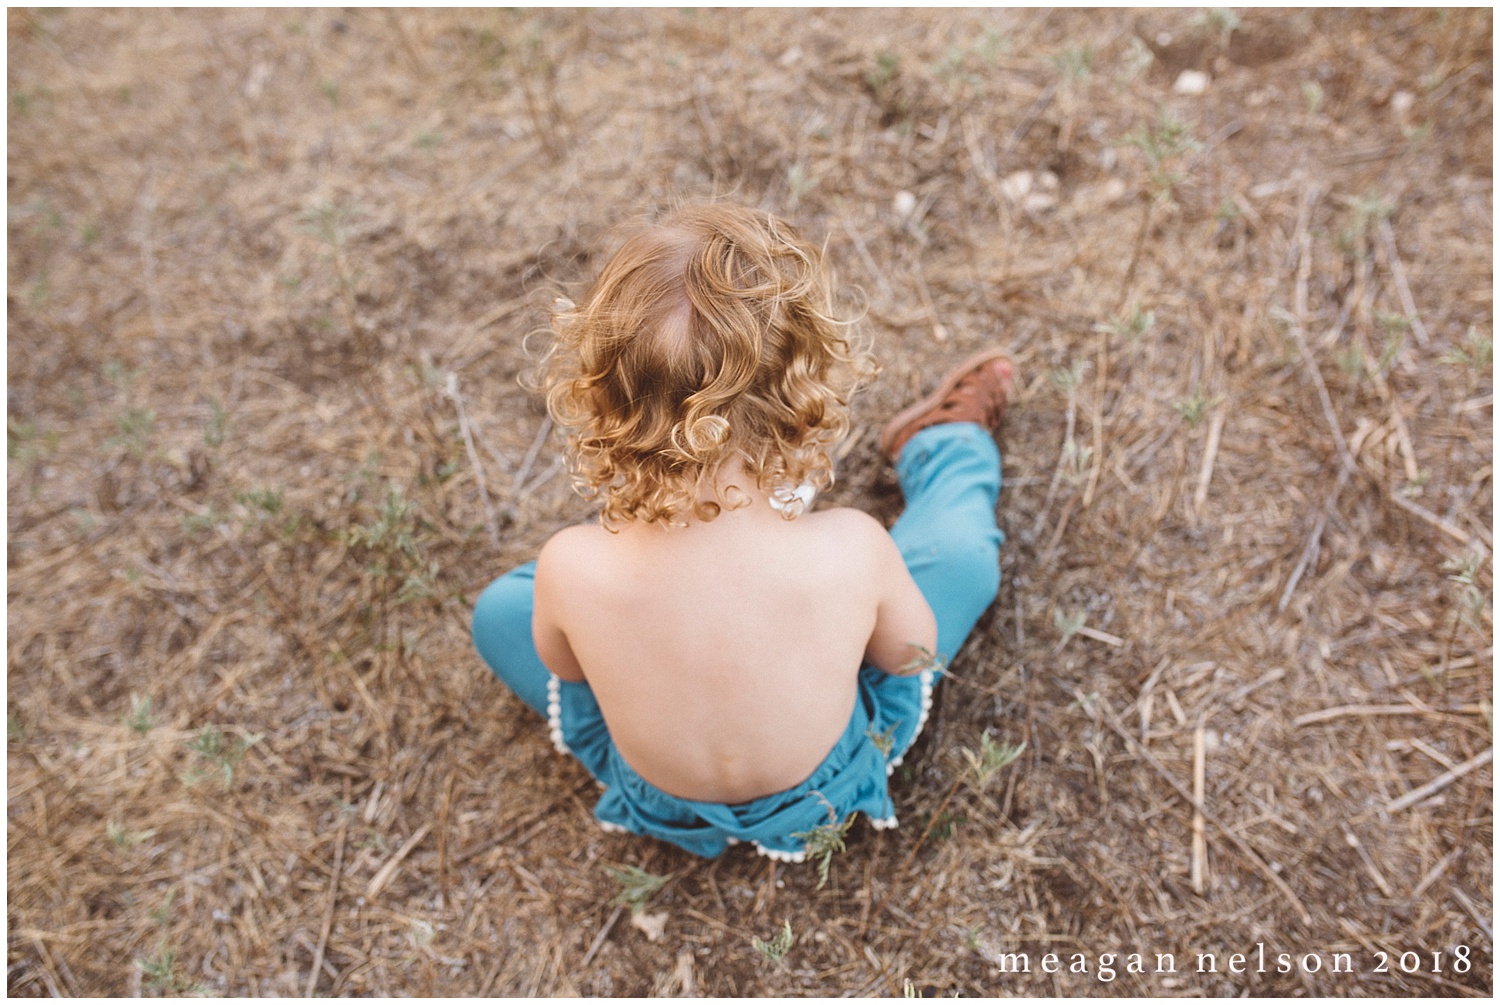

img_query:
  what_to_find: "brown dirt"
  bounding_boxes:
[7,8,1492,997]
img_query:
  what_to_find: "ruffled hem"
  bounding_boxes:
[886,667,936,774]
[546,674,571,755]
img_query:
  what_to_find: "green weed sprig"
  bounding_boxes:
[792,794,855,889]
[603,864,670,914]
[752,919,794,965]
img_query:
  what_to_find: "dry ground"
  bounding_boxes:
[7,7,1493,997]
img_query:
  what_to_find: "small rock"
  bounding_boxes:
[1391,89,1415,115]
[1174,69,1211,96]
[779,46,802,67]
[892,190,917,218]
[999,171,1033,203]
[630,909,668,942]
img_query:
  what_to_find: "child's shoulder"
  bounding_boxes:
[537,522,612,572]
[803,505,892,546]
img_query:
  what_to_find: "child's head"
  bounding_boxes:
[544,203,873,527]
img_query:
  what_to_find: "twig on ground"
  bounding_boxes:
[1095,696,1313,925]
[1377,218,1431,347]
[1191,724,1207,896]
[1341,825,1393,897]
[580,904,626,969]
[513,416,554,502]
[1449,887,1492,941]
[306,808,349,997]
[1278,464,1352,613]
[445,373,502,548]
[841,215,895,303]
[1388,490,1484,548]
[1294,702,1486,727]
[1386,747,1492,814]
[1192,411,1225,515]
[365,822,433,898]
[134,176,167,343]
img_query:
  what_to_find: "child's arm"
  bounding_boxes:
[531,532,587,682]
[858,517,938,676]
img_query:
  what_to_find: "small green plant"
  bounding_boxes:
[1060,437,1093,486]
[1334,344,1364,381]
[1048,359,1089,396]
[786,161,816,208]
[1443,551,1489,631]
[1442,326,1492,370]
[899,645,948,677]
[1097,306,1155,341]
[124,694,155,735]
[1054,608,1086,645]
[752,919,794,965]
[182,724,261,789]
[1337,192,1394,257]
[1198,7,1241,45]
[9,710,26,742]
[1051,44,1093,82]
[603,864,670,914]
[180,508,223,537]
[1301,80,1324,116]
[7,417,48,463]
[1373,331,1405,378]
[108,820,157,849]
[204,399,228,447]
[1124,111,1201,202]
[864,51,901,100]
[792,794,855,889]
[348,484,418,559]
[963,923,985,952]
[320,80,340,106]
[135,946,209,996]
[865,721,900,757]
[962,731,1026,790]
[109,407,156,455]
[1120,36,1153,80]
[235,488,283,521]
[413,130,443,150]
[1174,385,1217,427]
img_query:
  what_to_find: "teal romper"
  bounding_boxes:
[473,423,1003,861]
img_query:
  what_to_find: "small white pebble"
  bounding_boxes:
[1173,69,1210,96]
[892,190,917,218]
[1021,191,1057,214]
[779,46,802,67]
[1391,89,1415,115]
[999,170,1033,203]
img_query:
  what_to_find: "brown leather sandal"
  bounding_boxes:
[878,348,1016,462]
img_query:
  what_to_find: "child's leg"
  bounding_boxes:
[471,561,551,716]
[887,422,1003,662]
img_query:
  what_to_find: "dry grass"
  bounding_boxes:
[7,8,1492,996]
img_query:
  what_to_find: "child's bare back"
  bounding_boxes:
[471,202,1010,861]
[533,461,934,804]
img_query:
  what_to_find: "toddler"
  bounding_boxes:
[472,204,1013,862]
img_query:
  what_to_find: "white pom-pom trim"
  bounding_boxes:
[546,674,571,755]
[753,842,808,863]
[869,815,899,830]
[598,819,627,834]
[886,668,936,774]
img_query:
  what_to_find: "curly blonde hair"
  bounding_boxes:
[543,204,874,528]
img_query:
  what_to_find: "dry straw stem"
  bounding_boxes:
[1095,697,1312,925]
